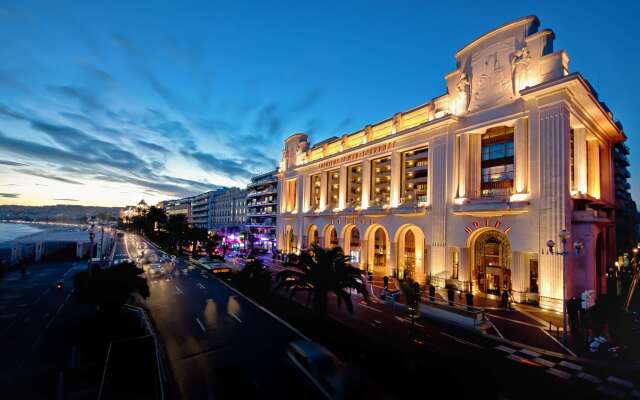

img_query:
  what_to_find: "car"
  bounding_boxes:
[286,340,348,399]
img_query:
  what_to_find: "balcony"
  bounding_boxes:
[452,196,530,217]
[247,189,277,198]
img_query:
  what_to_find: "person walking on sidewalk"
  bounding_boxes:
[501,289,510,310]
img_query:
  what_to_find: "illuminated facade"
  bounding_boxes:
[276,16,626,311]
[246,170,278,250]
[120,199,150,223]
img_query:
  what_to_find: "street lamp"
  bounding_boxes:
[546,229,583,345]
[88,221,97,277]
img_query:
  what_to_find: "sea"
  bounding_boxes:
[0,222,46,243]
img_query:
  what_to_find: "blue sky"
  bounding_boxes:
[0,0,637,206]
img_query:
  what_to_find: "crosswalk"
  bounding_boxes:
[495,344,639,398]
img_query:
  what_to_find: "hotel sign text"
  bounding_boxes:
[315,141,397,170]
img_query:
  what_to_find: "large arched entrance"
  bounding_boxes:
[366,225,390,276]
[471,229,511,296]
[307,225,319,248]
[284,225,295,254]
[323,225,338,248]
[394,224,426,280]
[342,225,361,267]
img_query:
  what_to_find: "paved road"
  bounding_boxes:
[256,254,640,399]
[120,234,323,400]
[0,259,85,387]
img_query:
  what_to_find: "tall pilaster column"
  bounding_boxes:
[277,178,284,213]
[468,134,482,198]
[458,134,469,198]
[511,251,528,302]
[390,151,402,207]
[573,128,588,194]
[302,175,310,212]
[389,241,397,277]
[514,118,529,194]
[538,103,571,312]
[320,171,328,210]
[361,159,371,208]
[459,247,470,288]
[587,140,601,199]
[599,143,613,203]
[338,165,347,209]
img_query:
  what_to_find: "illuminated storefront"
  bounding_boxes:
[276,16,626,311]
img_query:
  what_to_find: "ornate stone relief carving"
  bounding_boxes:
[456,72,471,113]
[511,45,531,96]
[468,38,515,111]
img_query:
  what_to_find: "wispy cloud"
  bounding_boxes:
[0,192,20,198]
[0,159,28,166]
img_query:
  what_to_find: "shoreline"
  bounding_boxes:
[0,222,84,245]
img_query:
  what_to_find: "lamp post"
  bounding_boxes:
[88,222,97,277]
[546,229,583,345]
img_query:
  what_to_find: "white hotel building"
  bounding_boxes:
[276,16,625,311]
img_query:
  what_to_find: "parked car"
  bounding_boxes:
[286,340,349,399]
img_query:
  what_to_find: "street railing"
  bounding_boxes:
[97,305,166,400]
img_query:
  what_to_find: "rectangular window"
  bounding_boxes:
[310,174,321,210]
[371,156,391,206]
[286,179,297,212]
[401,147,428,204]
[347,164,362,207]
[327,169,340,208]
[481,127,514,197]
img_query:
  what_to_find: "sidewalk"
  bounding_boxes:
[368,279,574,356]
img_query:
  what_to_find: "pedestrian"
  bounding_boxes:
[501,289,509,310]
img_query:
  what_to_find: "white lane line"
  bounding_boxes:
[196,282,206,289]
[495,344,516,354]
[533,357,555,368]
[195,317,206,332]
[547,368,571,380]
[175,285,183,295]
[607,376,634,389]
[520,348,540,358]
[440,332,485,349]
[558,360,583,371]
[577,372,602,385]
[228,312,242,323]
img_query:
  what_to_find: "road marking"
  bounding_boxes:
[196,283,206,289]
[373,319,382,325]
[495,345,516,354]
[547,368,571,380]
[558,360,582,371]
[175,285,183,295]
[608,376,634,389]
[195,317,206,332]
[441,332,485,349]
[519,348,540,358]
[533,357,555,368]
[228,312,242,323]
[577,372,602,384]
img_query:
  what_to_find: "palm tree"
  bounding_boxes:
[275,244,369,317]
[166,214,189,254]
[188,227,209,257]
[145,206,167,235]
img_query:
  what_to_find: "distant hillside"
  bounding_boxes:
[0,205,121,223]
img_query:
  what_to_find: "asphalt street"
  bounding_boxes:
[257,254,640,399]
[120,234,323,399]
[0,259,85,387]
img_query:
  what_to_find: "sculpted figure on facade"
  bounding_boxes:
[456,72,471,113]
[511,45,531,96]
